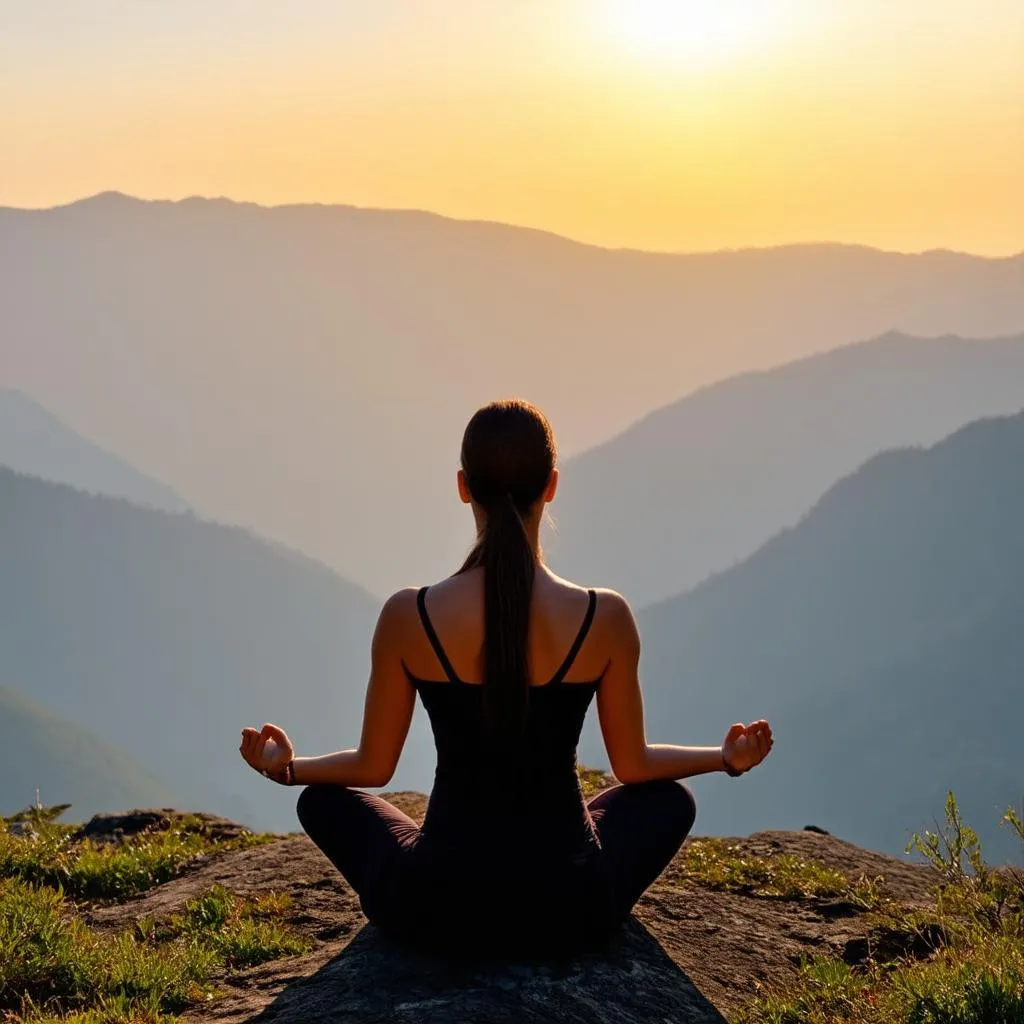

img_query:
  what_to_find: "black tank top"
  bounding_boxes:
[404,586,602,855]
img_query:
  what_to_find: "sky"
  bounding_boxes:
[2,0,1022,255]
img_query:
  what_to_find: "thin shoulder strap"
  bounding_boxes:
[547,589,598,686]
[416,586,463,684]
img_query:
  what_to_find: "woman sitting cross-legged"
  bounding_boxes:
[239,398,773,958]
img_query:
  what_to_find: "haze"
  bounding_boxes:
[4,0,1022,255]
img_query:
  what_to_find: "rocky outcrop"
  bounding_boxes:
[75,808,256,844]
[85,796,938,1023]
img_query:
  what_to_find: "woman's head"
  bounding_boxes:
[457,399,556,761]
[457,398,558,519]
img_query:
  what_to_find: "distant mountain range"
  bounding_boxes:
[0,389,188,512]
[5,407,1022,855]
[550,332,1024,606]
[0,468,436,832]
[589,412,1024,862]
[0,684,179,821]
[4,193,1023,595]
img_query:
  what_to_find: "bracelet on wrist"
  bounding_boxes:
[262,760,296,786]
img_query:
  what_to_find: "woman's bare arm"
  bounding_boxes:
[595,591,772,783]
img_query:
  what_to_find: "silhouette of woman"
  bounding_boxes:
[239,398,773,956]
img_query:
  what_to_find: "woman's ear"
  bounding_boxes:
[457,469,472,505]
[544,468,559,503]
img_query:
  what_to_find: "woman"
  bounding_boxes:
[239,398,773,957]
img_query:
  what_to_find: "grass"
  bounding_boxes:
[667,837,859,900]
[0,877,215,1018]
[732,795,1024,1024]
[733,937,1024,1024]
[0,806,308,1023]
[577,765,616,799]
[0,814,272,902]
[142,885,310,971]
[0,878,311,1022]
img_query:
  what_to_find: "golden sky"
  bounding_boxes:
[3,0,1022,254]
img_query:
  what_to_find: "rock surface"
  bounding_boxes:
[84,795,938,1023]
[75,808,253,844]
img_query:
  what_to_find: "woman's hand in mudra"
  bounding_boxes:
[239,723,295,779]
[722,720,774,774]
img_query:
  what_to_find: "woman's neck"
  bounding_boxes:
[521,513,543,559]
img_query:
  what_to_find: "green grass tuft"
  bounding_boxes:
[668,837,852,900]
[150,884,310,971]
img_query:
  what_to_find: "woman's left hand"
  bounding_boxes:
[239,723,295,777]
[722,719,774,774]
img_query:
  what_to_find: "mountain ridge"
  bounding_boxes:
[6,195,1023,595]
[0,389,189,513]
[619,409,1024,862]
[550,330,1024,605]
[12,192,1021,262]
[0,466,416,832]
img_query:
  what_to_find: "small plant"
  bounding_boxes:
[905,792,988,889]
[907,792,1024,937]
[2,800,74,829]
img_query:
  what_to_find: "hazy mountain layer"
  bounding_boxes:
[595,413,1024,862]
[4,194,1023,595]
[0,468,436,831]
[0,684,179,821]
[550,332,1024,605]
[0,389,188,512]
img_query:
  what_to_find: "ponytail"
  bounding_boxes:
[457,398,556,758]
[460,491,536,754]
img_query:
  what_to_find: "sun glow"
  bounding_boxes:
[600,0,786,66]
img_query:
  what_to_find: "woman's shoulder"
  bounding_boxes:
[541,568,632,610]
[377,574,479,624]
[539,571,636,634]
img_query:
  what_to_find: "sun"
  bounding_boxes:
[600,0,782,65]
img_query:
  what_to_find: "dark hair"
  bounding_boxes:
[458,398,556,754]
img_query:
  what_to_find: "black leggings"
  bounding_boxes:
[296,780,696,952]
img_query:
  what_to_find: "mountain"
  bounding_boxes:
[607,412,1024,862]
[4,194,1023,595]
[0,684,179,820]
[549,332,1024,606]
[0,468,434,832]
[0,389,188,512]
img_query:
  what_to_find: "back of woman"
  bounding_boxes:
[400,572,613,952]
[238,398,774,959]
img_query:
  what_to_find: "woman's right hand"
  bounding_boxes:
[239,723,295,778]
[722,720,774,774]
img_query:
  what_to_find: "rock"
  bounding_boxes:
[841,918,947,966]
[242,921,726,1024]
[80,804,938,1023]
[7,821,39,839]
[74,808,250,844]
